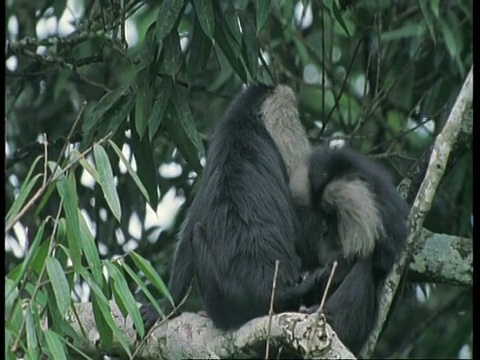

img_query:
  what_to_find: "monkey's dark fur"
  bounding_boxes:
[293,145,409,354]
[141,84,322,331]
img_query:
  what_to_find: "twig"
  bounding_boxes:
[265,260,280,360]
[43,134,48,186]
[318,261,338,314]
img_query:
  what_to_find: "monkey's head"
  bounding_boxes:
[307,146,386,260]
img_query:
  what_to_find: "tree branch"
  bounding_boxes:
[68,302,355,359]
[407,229,472,287]
[363,65,473,358]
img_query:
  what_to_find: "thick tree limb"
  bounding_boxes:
[408,229,472,287]
[69,302,355,359]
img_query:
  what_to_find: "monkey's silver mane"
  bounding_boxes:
[260,85,312,205]
[322,178,385,258]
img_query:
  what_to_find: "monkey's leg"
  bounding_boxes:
[323,260,376,355]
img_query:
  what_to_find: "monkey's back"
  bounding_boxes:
[184,84,302,330]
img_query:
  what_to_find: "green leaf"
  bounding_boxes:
[105,93,135,136]
[135,68,154,139]
[439,19,460,60]
[256,0,271,34]
[6,237,50,283]
[213,24,247,81]
[221,2,242,44]
[239,12,259,79]
[212,5,247,81]
[44,331,68,360]
[108,140,151,204]
[193,0,215,39]
[5,330,13,360]
[105,263,144,338]
[148,82,172,141]
[331,1,351,36]
[381,23,426,42]
[155,0,184,42]
[77,209,104,286]
[84,273,131,357]
[25,303,39,355]
[91,293,113,347]
[187,19,213,80]
[46,257,71,317]
[121,262,165,319]
[419,0,436,44]
[166,85,205,173]
[53,69,70,101]
[53,0,67,19]
[93,144,122,222]
[51,163,82,272]
[163,29,181,77]
[72,151,101,184]
[5,278,19,322]
[130,251,173,304]
[7,221,46,294]
[6,154,43,228]
[31,240,51,275]
[430,0,440,17]
[82,87,129,139]
[131,128,159,207]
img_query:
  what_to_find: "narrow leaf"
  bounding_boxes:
[239,13,259,79]
[91,293,113,347]
[439,19,460,59]
[105,93,135,136]
[105,263,145,338]
[155,0,184,42]
[82,87,128,138]
[121,261,165,318]
[5,278,19,324]
[77,210,104,286]
[256,0,271,34]
[8,221,46,293]
[51,163,82,271]
[165,86,205,174]
[44,331,68,360]
[93,144,122,222]
[130,251,173,304]
[135,68,154,139]
[25,303,39,354]
[46,257,71,317]
[193,0,215,39]
[163,29,181,77]
[419,0,436,44]
[6,155,43,225]
[84,273,132,357]
[131,128,159,207]
[187,19,212,80]
[381,23,426,42]
[109,140,150,203]
[332,1,351,36]
[76,154,101,184]
[213,22,247,81]
[148,82,171,141]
